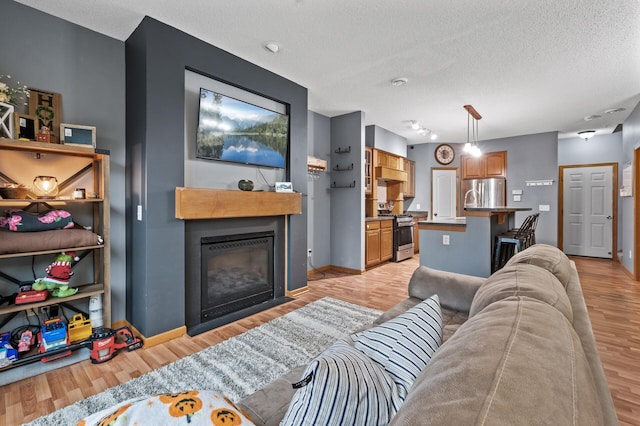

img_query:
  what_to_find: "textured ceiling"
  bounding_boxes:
[15,0,640,144]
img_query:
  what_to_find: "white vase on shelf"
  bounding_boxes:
[0,101,14,139]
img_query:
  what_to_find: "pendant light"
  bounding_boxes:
[463,105,482,157]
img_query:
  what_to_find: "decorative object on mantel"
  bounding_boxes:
[463,104,482,157]
[275,182,293,192]
[238,179,254,191]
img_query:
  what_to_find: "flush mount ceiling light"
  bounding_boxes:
[463,104,482,157]
[584,114,602,121]
[578,130,596,141]
[263,42,280,53]
[604,107,626,114]
[390,77,408,86]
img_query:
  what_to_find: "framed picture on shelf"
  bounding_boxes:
[13,113,37,141]
[60,123,96,149]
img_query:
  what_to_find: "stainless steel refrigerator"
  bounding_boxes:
[462,177,506,208]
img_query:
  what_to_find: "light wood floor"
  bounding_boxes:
[1,255,639,425]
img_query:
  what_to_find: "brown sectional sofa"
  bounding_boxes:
[238,244,618,425]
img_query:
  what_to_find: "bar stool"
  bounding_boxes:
[493,213,539,272]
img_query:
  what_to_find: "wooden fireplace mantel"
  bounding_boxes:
[175,187,302,219]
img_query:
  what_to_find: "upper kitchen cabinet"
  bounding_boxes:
[374,149,407,182]
[461,150,507,179]
[403,159,416,198]
[364,147,372,196]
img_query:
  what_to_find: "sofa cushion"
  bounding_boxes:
[78,390,255,426]
[469,263,573,323]
[389,297,605,426]
[505,243,573,287]
[281,338,402,426]
[408,266,485,313]
[352,295,443,398]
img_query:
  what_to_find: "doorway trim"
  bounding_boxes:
[430,167,459,220]
[634,148,640,280]
[558,162,618,259]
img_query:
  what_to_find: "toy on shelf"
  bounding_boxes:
[0,332,18,368]
[32,252,79,298]
[14,285,48,305]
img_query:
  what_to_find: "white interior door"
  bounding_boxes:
[431,168,457,220]
[563,165,613,258]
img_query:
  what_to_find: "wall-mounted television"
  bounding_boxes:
[196,88,289,169]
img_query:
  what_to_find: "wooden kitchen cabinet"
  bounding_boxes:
[461,150,507,179]
[365,219,393,268]
[380,220,394,261]
[485,151,507,177]
[364,147,372,196]
[403,159,416,198]
[365,221,381,267]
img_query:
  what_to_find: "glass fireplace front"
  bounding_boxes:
[200,231,274,322]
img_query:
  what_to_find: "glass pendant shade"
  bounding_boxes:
[33,175,59,199]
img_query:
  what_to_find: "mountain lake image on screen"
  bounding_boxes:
[196,88,289,169]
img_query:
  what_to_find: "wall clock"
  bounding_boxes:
[435,144,455,165]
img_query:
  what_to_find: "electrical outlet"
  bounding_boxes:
[442,235,450,245]
[39,306,50,316]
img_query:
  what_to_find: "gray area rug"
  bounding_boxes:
[25,297,381,426]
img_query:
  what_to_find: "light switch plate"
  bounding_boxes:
[513,195,521,202]
[512,189,523,195]
[539,204,550,211]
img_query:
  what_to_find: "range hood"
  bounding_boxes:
[375,166,407,182]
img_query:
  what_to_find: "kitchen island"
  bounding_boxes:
[418,207,532,277]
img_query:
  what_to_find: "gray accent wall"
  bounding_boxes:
[330,112,365,270]
[125,17,308,337]
[307,111,332,270]
[0,0,127,322]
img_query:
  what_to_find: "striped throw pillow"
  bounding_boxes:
[352,294,443,398]
[281,338,402,426]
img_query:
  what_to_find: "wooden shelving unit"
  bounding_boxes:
[0,138,110,369]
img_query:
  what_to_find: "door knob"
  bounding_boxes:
[606,215,612,220]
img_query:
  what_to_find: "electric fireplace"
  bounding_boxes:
[185,217,288,336]
[200,232,274,321]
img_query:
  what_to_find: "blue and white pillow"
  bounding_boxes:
[281,339,402,426]
[352,294,443,398]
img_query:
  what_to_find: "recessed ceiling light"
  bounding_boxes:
[584,114,601,121]
[264,42,280,53]
[604,108,626,114]
[390,77,408,86]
